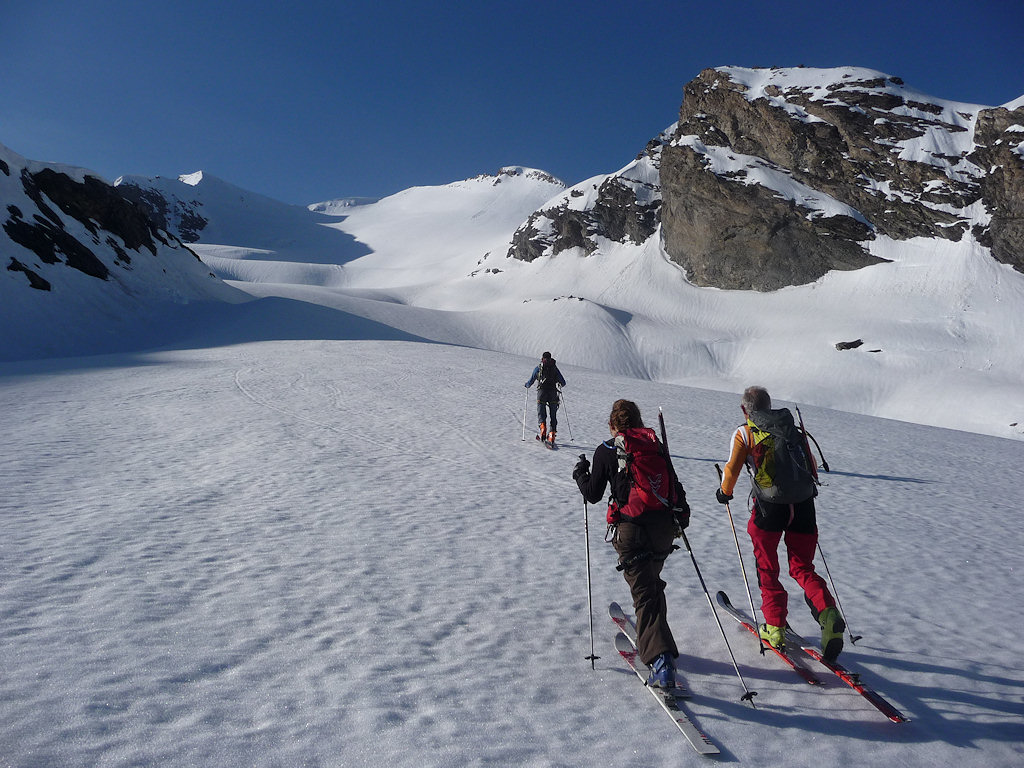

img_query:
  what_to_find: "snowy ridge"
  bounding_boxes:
[0,142,245,360]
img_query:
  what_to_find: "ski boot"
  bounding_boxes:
[646,652,676,689]
[538,424,547,442]
[818,606,845,661]
[758,623,785,651]
[547,430,556,447]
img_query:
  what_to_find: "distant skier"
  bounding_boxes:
[716,385,845,660]
[524,351,566,446]
[573,399,690,688]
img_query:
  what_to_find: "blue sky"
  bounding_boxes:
[3,0,1022,206]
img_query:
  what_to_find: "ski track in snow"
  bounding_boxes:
[1,340,1023,767]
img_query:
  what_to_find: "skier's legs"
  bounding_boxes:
[615,517,678,665]
[784,530,835,615]
[747,514,787,626]
[548,401,559,433]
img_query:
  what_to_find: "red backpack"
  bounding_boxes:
[612,427,680,519]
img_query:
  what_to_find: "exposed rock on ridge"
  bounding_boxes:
[506,130,668,262]
[970,103,1024,272]
[507,67,1024,291]
[116,178,208,242]
[1,143,222,296]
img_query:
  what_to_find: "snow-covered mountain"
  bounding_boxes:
[2,67,1023,441]
[0,144,244,360]
[510,67,1024,291]
[115,171,371,265]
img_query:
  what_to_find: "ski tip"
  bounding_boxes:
[715,590,731,606]
[613,632,635,653]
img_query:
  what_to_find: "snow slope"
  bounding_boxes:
[197,178,1024,440]
[1,337,1021,767]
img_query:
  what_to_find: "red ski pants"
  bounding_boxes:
[747,512,834,628]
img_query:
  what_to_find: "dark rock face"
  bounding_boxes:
[116,181,208,242]
[970,105,1024,272]
[2,166,174,282]
[506,131,668,262]
[660,68,990,290]
[659,139,881,291]
[4,199,110,279]
[2,161,203,289]
[509,67,1023,291]
[29,169,161,256]
[6,257,51,290]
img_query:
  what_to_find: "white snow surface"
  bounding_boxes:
[2,340,1022,767]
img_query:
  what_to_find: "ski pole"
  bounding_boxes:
[580,465,600,669]
[559,385,574,442]
[679,530,758,706]
[816,543,862,644]
[522,385,530,441]
[715,464,766,655]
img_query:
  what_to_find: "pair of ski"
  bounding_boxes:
[534,434,558,450]
[610,602,721,755]
[715,591,908,723]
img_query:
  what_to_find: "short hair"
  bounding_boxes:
[609,399,644,432]
[741,386,771,412]
[541,351,552,360]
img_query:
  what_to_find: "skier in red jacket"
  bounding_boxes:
[573,399,689,687]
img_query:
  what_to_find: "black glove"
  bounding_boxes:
[674,509,690,532]
[716,488,733,504]
[572,456,590,482]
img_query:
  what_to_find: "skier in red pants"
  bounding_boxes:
[716,386,845,660]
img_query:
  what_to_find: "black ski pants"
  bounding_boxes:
[613,511,679,665]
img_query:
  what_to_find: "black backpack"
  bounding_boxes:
[745,408,817,504]
[538,358,557,387]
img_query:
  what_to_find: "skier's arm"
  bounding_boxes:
[720,426,749,496]
[524,366,539,388]
[576,444,615,504]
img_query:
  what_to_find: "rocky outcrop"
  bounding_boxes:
[116,179,208,242]
[506,132,667,262]
[661,67,994,290]
[969,103,1024,271]
[3,166,164,282]
[508,67,1023,291]
[1,145,212,292]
